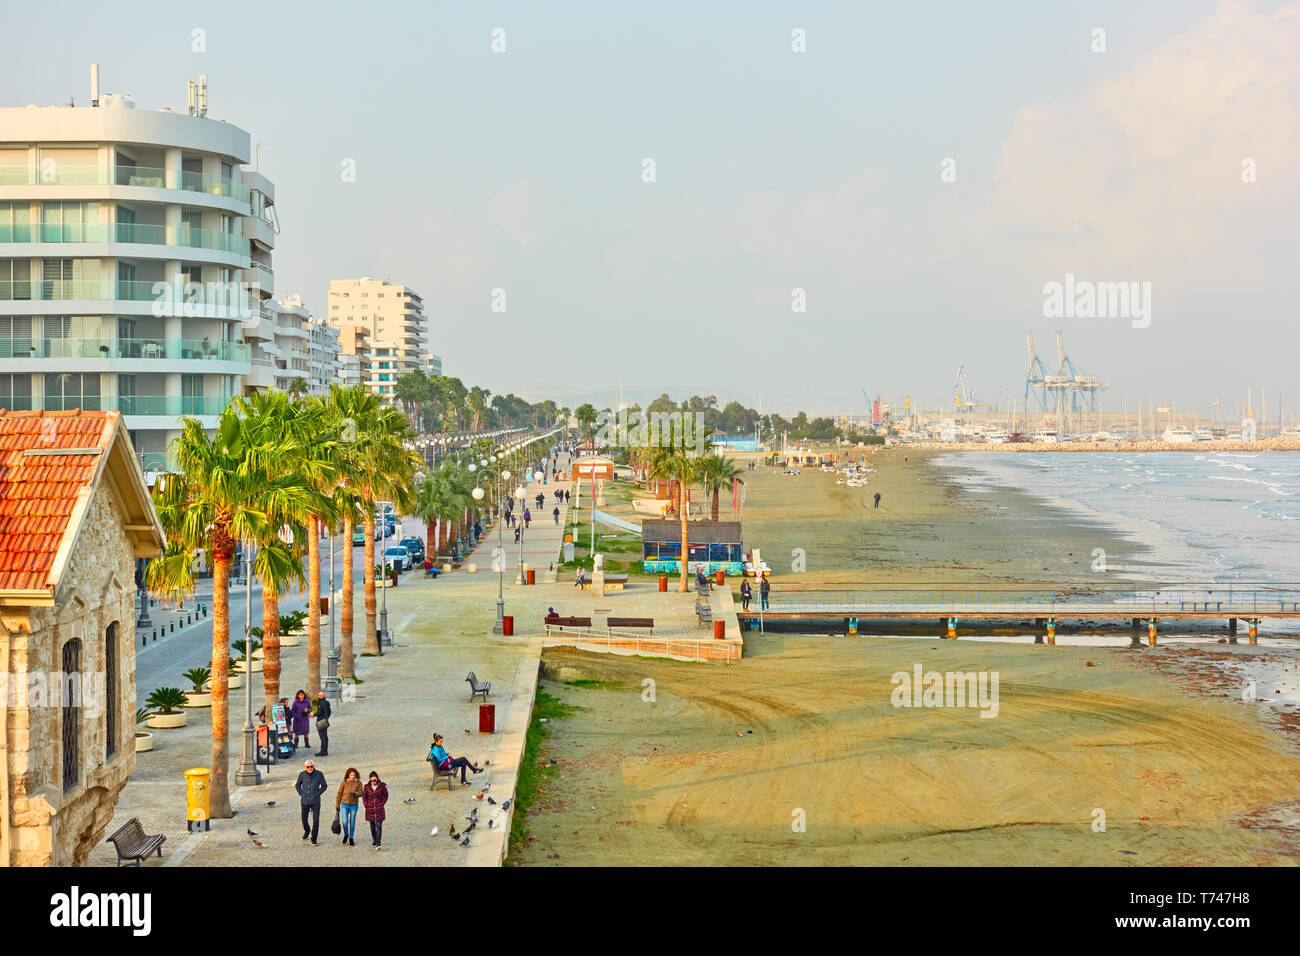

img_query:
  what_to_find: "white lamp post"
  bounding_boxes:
[514,484,527,585]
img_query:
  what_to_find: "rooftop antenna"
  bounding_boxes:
[197,74,208,117]
[187,81,197,116]
[90,64,100,107]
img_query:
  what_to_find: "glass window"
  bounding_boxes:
[105,624,118,759]
[61,639,81,792]
[0,373,33,409]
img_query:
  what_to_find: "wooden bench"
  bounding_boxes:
[695,600,713,626]
[607,617,654,630]
[578,573,629,591]
[465,671,491,702]
[426,757,456,792]
[105,817,166,867]
[545,616,592,636]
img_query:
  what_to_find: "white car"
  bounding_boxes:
[384,546,412,571]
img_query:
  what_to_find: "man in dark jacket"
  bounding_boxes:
[314,691,332,757]
[760,576,771,611]
[296,760,328,845]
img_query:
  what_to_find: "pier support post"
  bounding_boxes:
[946,617,957,640]
[1147,618,1158,647]
[846,618,858,637]
[1228,617,1237,634]
[1046,617,1056,646]
[1249,618,1259,645]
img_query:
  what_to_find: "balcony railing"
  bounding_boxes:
[0,220,250,256]
[0,279,252,311]
[0,337,250,362]
[43,395,233,416]
[0,165,251,205]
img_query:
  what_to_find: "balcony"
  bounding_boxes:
[39,395,232,417]
[0,165,251,205]
[0,221,250,257]
[0,279,251,314]
[0,337,250,363]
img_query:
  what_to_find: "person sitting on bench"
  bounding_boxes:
[545,606,560,624]
[429,733,484,785]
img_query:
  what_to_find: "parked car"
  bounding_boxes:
[352,527,366,546]
[400,536,425,564]
[383,546,412,572]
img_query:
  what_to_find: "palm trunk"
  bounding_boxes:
[426,518,436,557]
[363,508,379,654]
[711,485,720,522]
[261,586,281,719]
[340,512,355,679]
[208,541,233,818]
[678,481,689,593]
[307,515,321,695]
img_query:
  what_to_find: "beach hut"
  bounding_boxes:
[641,519,743,575]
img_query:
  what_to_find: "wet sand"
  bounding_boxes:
[509,448,1300,866]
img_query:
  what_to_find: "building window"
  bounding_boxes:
[0,317,33,359]
[105,623,118,759]
[61,639,81,792]
[0,373,32,410]
[44,372,100,411]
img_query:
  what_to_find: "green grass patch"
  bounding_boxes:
[563,678,623,690]
[505,688,582,863]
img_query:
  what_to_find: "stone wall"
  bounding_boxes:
[5,481,138,866]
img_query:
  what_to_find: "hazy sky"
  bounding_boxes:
[4,0,1297,419]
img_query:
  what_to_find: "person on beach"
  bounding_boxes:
[336,767,363,846]
[553,506,561,526]
[296,759,327,845]
[760,576,771,611]
[362,771,388,850]
[314,690,332,756]
[874,492,881,509]
[740,579,752,610]
[290,689,313,750]
[429,733,484,785]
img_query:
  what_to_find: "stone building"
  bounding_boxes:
[0,410,164,866]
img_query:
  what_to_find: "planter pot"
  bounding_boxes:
[226,673,243,689]
[232,658,263,674]
[253,647,265,660]
[280,630,303,647]
[135,732,154,753]
[183,691,211,708]
[146,711,187,729]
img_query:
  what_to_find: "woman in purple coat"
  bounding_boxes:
[290,689,313,750]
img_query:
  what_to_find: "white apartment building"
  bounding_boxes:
[326,277,440,402]
[0,68,276,469]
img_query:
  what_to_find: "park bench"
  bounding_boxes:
[466,671,491,702]
[105,817,166,867]
[545,616,593,636]
[695,600,713,626]
[578,573,629,591]
[426,756,456,791]
[607,617,654,630]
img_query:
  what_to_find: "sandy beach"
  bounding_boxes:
[510,448,1300,866]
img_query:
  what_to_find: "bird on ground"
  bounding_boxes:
[460,836,471,847]
[467,808,478,823]
[487,797,497,805]
[480,783,490,793]
[464,821,477,835]
[251,838,266,848]
[449,826,459,840]
[488,819,496,830]
[430,826,438,836]
[246,828,258,837]
[474,793,484,801]
[464,729,471,734]
[501,799,512,811]
[266,801,276,807]
[403,797,415,804]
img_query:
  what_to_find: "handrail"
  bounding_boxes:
[540,624,740,661]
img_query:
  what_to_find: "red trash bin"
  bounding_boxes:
[526,568,536,585]
[658,576,668,592]
[502,615,514,636]
[713,619,725,640]
[479,704,496,733]
[715,569,725,585]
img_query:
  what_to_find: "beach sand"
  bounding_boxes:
[509,448,1300,866]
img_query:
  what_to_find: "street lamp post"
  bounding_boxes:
[378,501,391,651]
[234,538,260,786]
[514,484,527,585]
[326,520,339,703]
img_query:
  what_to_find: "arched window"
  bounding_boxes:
[61,639,81,792]
[105,623,118,759]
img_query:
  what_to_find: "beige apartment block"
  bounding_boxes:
[326,277,438,402]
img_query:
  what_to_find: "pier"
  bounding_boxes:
[738,582,1300,644]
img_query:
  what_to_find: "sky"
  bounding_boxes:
[3,0,1297,420]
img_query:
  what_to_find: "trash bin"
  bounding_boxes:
[713,620,725,640]
[502,615,514,636]
[715,569,725,585]
[185,767,211,831]
[479,703,496,734]
[526,568,536,585]
[658,576,668,592]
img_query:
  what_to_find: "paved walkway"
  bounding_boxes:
[462,459,574,584]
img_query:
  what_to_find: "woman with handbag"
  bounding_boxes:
[289,690,313,751]
[362,771,389,850]
[335,767,363,846]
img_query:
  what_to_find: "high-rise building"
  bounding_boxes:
[0,68,275,469]
[326,277,439,402]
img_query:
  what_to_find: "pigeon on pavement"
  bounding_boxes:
[501,799,512,812]
[246,828,258,837]
[460,836,471,847]
[487,797,497,805]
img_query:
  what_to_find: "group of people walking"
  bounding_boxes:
[296,761,390,849]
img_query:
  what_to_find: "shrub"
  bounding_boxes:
[182,667,211,693]
[146,687,187,715]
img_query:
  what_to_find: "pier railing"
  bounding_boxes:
[756,583,1300,617]
[539,625,741,660]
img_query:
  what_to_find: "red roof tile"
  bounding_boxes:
[0,410,118,592]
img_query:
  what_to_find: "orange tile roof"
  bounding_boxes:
[0,410,118,592]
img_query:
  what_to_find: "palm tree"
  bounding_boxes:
[324,385,374,676]
[697,452,741,521]
[287,377,310,401]
[147,409,311,818]
[415,459,472,560]
[648,435,699,593]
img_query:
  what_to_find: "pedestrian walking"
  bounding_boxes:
[553,506,560,526]
[290,689,312,750]
[523,508,531,528]
[873,492,881,509]
[335,767,363,846]
[362,770,388,850]
[514,527,521,544]
[740,578,752,611]
[760,576,771,611]
[296,758,327,845]
[575,566,585,589]
[314,690,332,757]
[564,489,570,504]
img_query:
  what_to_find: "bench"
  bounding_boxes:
[105,817,166,867]
[466,671,491,702]
[695,600,713,626]
[578,573,629,591]
[607,617,654,630]
[426,757,455,792]
[545,616,592,636]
